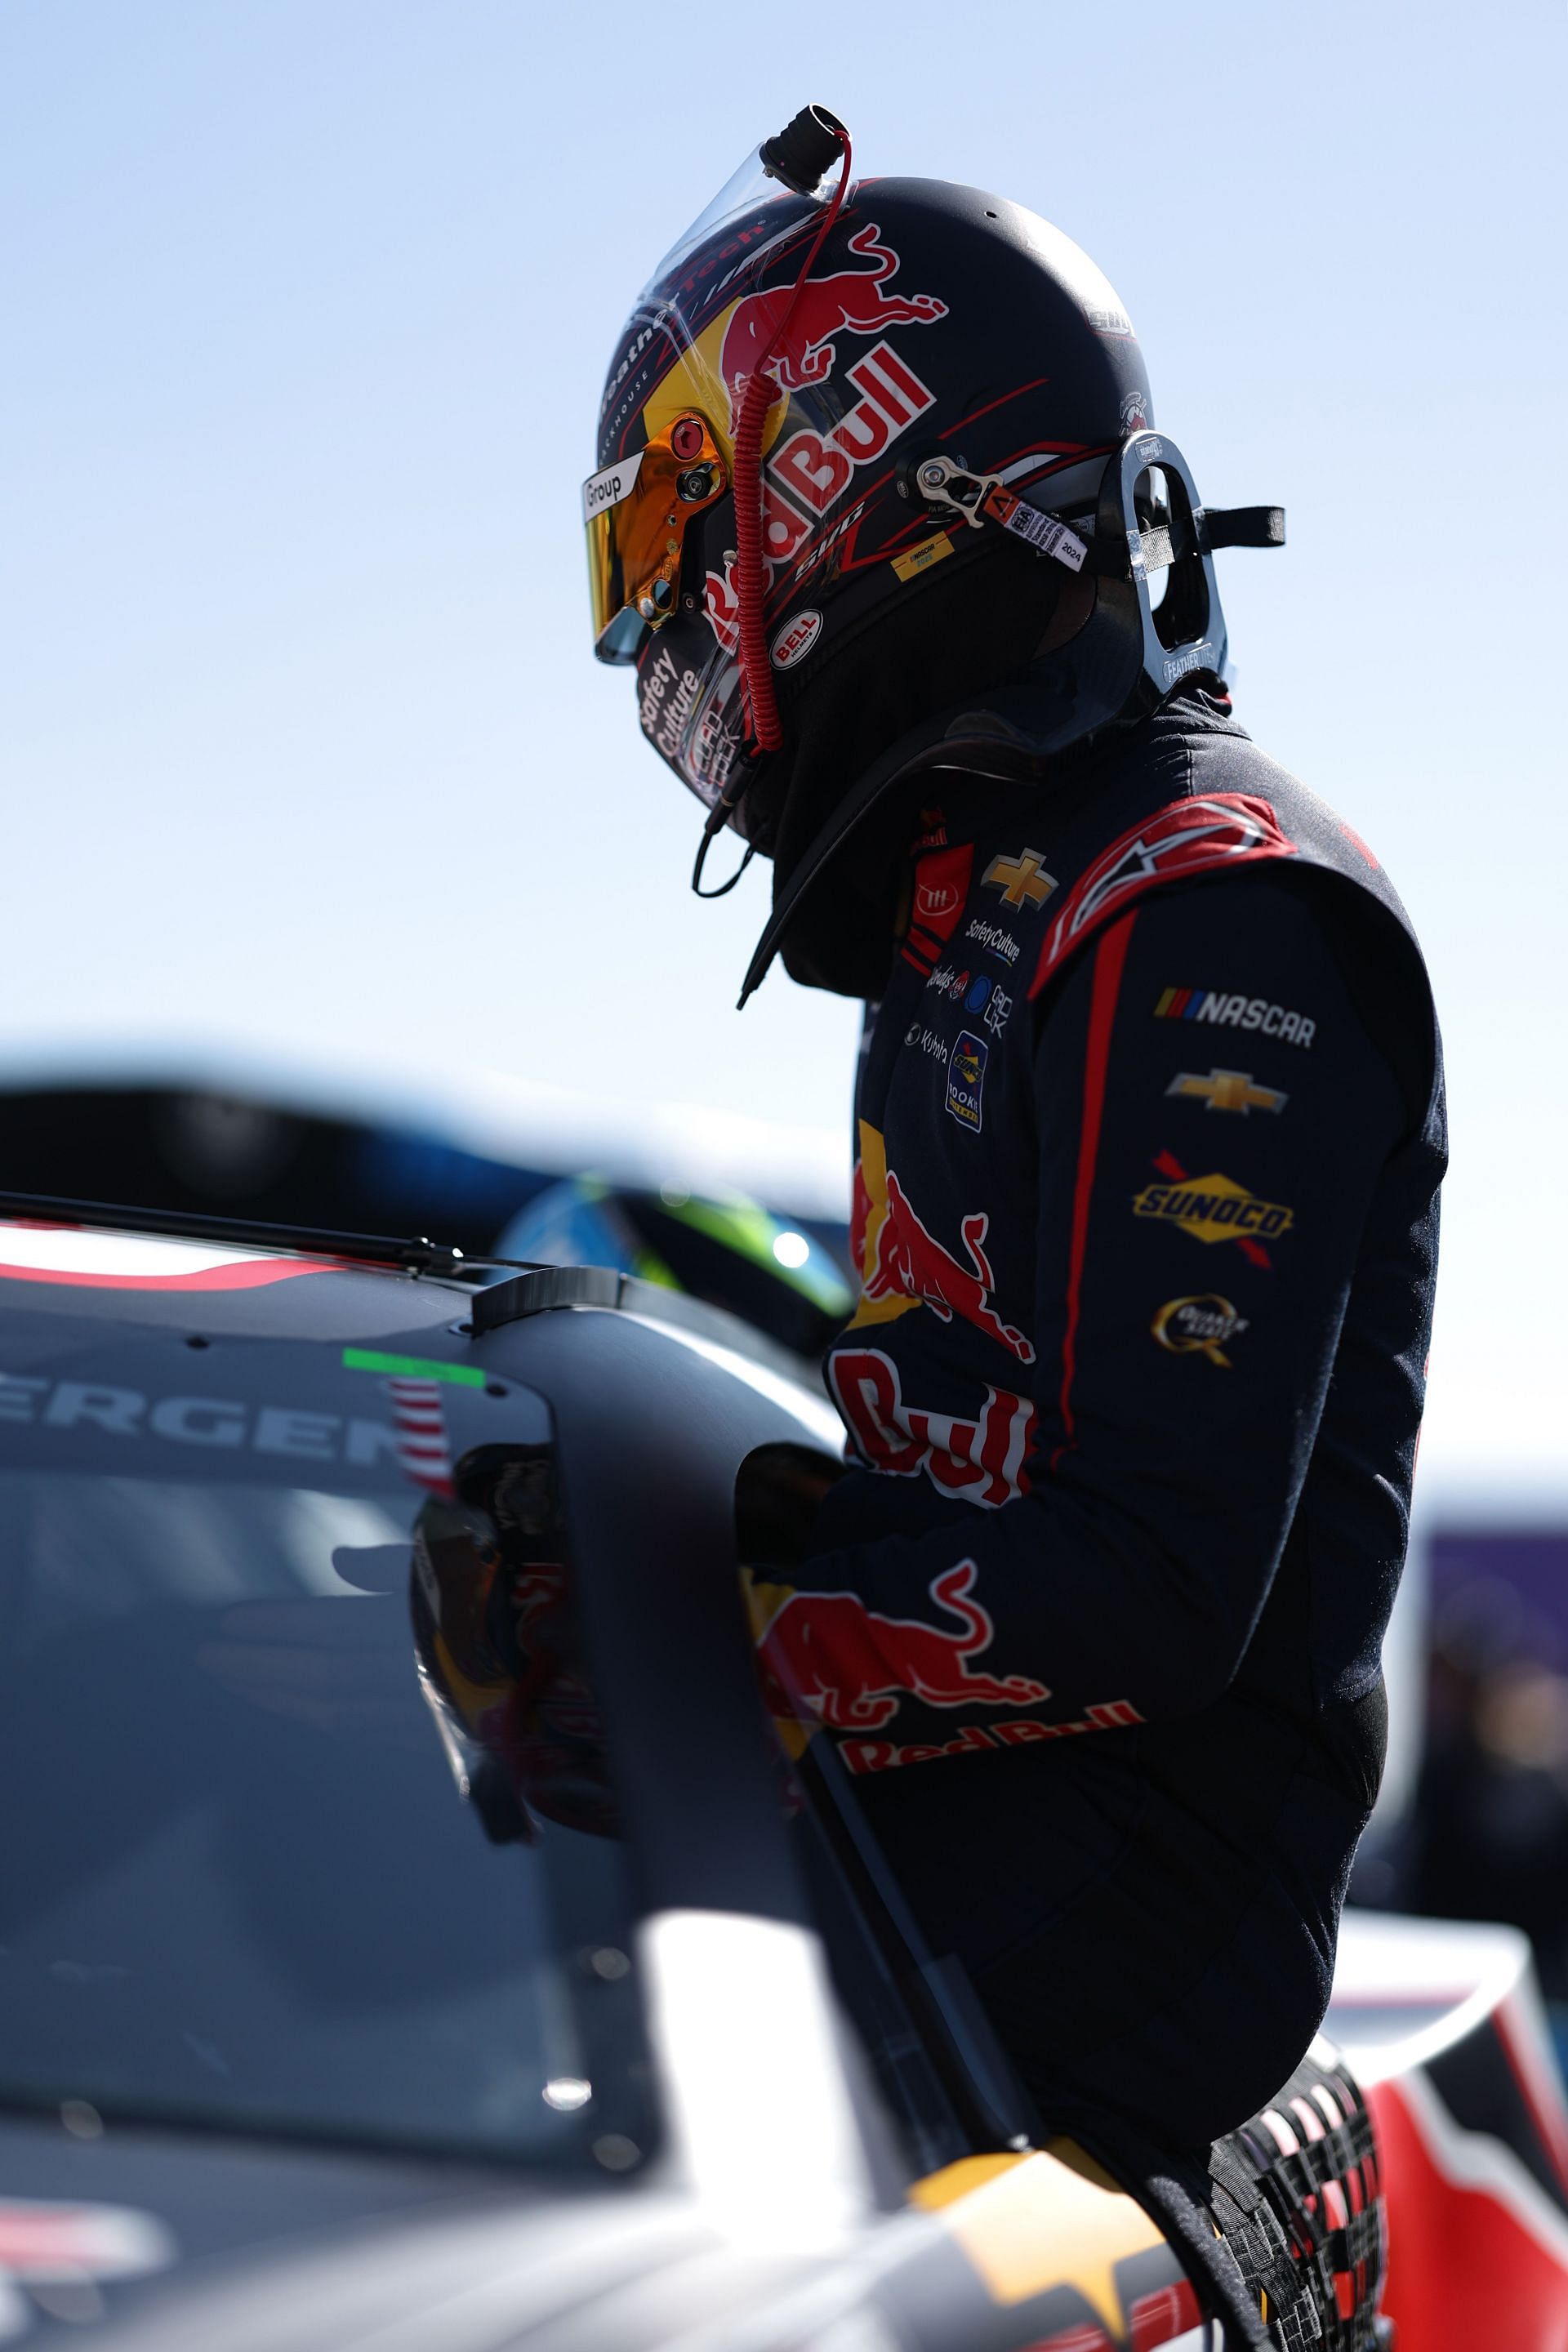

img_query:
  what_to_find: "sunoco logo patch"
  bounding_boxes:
[1134,1170,1292,1245]
[1133,1150,1293,1267]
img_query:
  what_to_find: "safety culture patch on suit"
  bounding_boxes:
[964,917,1021,967]
[1152,1294,1250,1367]
[1133,1148,1293,1269]
[944,1031,989,1132]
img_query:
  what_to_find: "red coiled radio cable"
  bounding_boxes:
[729,126,852,754]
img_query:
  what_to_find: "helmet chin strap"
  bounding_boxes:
[730,124,853,755]
[691,773,759,898]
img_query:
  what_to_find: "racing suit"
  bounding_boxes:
[760,686,1445,2145]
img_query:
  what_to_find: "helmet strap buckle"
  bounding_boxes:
[911,452,1092,573]
[910,452,1000,528]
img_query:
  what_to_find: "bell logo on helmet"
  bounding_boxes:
[717,223,947,431]
[770,609,823,670]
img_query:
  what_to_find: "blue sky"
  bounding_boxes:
[2,0,1564,1493]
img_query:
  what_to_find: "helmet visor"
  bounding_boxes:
[586,123,842,663]
[583,409,728,665]
[639,139,840,298]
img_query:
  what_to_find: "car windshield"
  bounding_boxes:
[0,1306,649,2170]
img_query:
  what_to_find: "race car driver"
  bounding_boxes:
[583,106,1446,2154]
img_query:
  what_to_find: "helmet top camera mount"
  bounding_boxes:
[760,104,849,197]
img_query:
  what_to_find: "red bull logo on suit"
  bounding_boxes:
[755,1559,1048,1732]
[849,1124,1034,1365]
[839,1698,1145,1776]
[828,1346,1036,1510]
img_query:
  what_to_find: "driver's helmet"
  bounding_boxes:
[496,1176,852,1363]
[586,104,1281,969]
[586,109,1152,826]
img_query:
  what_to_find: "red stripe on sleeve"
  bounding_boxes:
[1052,911,1137,1472]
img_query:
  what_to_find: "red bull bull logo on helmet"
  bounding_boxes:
[717,223,947,430]
[702,225,947,656]
[755,1559,1048,1732]
[702,337,938,653]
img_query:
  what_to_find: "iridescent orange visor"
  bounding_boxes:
[584,412,728,665]
[583,124,846,665]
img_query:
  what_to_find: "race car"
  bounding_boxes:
[0,1194,1562,2349]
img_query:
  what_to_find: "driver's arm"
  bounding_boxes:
[777,871,1434,1730]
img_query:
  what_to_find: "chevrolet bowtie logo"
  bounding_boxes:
[1165,1068,1289,1116]
[982,847,1058,909]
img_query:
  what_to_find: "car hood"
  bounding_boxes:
[0,2115,862,2350]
